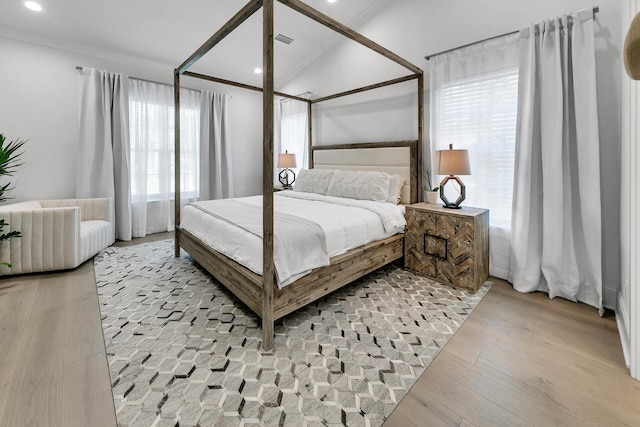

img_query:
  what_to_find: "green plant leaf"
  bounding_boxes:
[0,230,21,241]
[0,134,27,177]
[0,133,26,267]
[0,134,27,204]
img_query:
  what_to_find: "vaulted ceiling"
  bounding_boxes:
[0,0,396,89]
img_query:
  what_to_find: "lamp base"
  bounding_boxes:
[439,175,466,209]
[278,169,296,189]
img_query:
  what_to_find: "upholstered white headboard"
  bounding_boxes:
[311,142,418,205]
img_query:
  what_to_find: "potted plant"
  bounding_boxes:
[423,169,440,204]
[0,133,27,267]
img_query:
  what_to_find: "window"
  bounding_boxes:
[128,83,200,201]
[435,66,519,228]
[276,99,308,186]
[280,111,307,175]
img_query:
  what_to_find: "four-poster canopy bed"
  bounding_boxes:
[173,0,424,350]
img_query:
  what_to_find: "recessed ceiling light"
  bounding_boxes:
[254,68,262,74]
[327,0,337,3]
[24,1,43,12]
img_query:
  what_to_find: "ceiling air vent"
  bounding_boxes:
[275,34,294,45]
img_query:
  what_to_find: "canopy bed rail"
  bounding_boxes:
[177,228,404,321]
[174,0,423,350]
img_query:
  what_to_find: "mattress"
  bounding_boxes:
[180,191,406,287]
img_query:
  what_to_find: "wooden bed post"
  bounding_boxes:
[418,72,424,203]
[307,100,313,168]
[262,0,276,351]
[174,71,181,257]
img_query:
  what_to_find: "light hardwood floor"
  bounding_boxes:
[0,233,638,426]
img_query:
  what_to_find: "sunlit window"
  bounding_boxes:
[435,66,519,228]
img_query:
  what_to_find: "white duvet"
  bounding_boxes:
[180,191,406,287]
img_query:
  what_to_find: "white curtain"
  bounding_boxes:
[200,91,233,200]
[509,9,603,312]
[77,68,132,241]
[274,99,309,185]
[128,79,200,237]
[428,33,520,279]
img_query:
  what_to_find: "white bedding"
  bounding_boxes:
[180,191,406,288]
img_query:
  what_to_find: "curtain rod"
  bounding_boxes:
[74,66,231,97]
[278,91,313,102]
[75,66,177,88]
[425,5,599,60]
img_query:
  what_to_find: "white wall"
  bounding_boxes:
[0,36,264,203]
[283,0,623,309]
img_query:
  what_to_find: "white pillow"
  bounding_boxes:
[326,170,391,202]
[293,169,335,195]
[386,175,405,204]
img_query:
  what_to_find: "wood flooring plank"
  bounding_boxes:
[29,272,70,317]
[478,284,626,372]
[0,278,38,340]
[0,278,38,422]
[488,284,618,335]
[430,350,585,426]
[475,346,640,426]
[417,363,532,427]
[530,314,626,370]
[488,280,613,327]
[64,292,108,364]
[1,306,66,427]
[64,260,100,302]
[438,317,487,365]
[475,326,640,425]
[384,385,462,427]
[62,353,116,427]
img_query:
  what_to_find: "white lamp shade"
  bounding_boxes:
[435,145,471,176]
[278,152,297,168]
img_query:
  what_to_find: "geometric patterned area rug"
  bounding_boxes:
[94,239,491,427]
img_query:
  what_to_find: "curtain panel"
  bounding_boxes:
[509,9,603,312]
[200,91,233,200]
[128,79,201,237]
[428,33,520,279]
[77,68,132,241]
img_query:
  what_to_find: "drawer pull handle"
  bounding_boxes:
[424,233,447,260]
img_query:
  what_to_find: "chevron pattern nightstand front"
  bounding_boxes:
[404,203,489,293]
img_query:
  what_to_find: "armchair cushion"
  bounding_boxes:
[0,198,114,275]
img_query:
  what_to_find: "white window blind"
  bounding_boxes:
[169,105,199,199]
[436,66,518,228]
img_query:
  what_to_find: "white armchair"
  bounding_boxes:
[0,198,115,275]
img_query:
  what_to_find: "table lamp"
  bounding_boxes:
[434,144,471,209]
[278,150,297,189]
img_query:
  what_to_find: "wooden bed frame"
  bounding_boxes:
[173,0,423,350]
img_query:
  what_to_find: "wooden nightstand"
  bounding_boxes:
[404,203,489,293]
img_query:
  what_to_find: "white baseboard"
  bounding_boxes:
[617,291,632,370]
[603,286,618,310]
